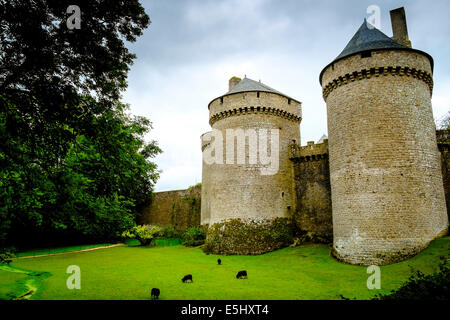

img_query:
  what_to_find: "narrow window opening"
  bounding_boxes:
[288,98,291,104]
[257,91,260,98]
[361,51,372,58]
[220,97,223,104]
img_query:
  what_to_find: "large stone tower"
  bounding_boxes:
[201,76,301,254]
[320,8,448,265]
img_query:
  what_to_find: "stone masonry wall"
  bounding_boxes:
[200,88,301,254]
[139,185,201,232]
[290,140,332,243]
[322,49,448,265]
[437,129,450,220]
[203,91,301,225]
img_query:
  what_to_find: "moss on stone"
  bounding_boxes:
[203,217,294,255]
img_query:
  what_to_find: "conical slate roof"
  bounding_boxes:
[317,134,328,144]
[319,20,433,84]
[227,77,285,96]
[335,20,408,61]
[209,76,300,108]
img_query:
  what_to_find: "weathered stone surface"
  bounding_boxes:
[200,79,301,254]
[203,217,293,255]
[202,87,301,227]
[322,49,448,265]
[290,140,332,243]
[437,129,450,221]
[139,185,201,232]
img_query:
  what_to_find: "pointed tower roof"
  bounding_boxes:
[208,76,300,108]
[335,20,407,61]
[317,134,328,144]
[319,20,433,85]
[227,77,285,96]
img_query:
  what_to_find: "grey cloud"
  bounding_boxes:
[124,0,450,191]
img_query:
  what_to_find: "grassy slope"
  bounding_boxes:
[0,237,448,300]
[14,243,113,258]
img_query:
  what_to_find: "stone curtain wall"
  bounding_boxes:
[139,185,201,232]
[437,129,450,220]
[290,141,332,243]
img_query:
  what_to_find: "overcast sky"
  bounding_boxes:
[122,0,450,192]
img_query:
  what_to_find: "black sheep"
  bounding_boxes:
[217,258,221,265]
[151,288,160,300]
[181,274,193,283]
[236,270,247,279]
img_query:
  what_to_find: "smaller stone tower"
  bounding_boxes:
[320,8,448,265]
[201,76,302,254]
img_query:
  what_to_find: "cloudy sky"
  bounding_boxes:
[122,0,450,192]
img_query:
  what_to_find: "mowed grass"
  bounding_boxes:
[0,237,449,300]
[14,243,112,258]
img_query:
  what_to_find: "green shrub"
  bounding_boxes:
[182,227,205,247]
[121,225,162,246]
[159,226,181,239]
[183,240,205,247]
[0,247,15,264]
[373,257,450,300]
[182,227,206,241]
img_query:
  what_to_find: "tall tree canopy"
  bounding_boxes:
[0,0,161,247]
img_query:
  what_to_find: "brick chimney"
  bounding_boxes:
[390,7,412,48]
[228,76,241,91]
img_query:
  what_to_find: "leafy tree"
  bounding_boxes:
[437,111,450,130]
[0,1,160,247]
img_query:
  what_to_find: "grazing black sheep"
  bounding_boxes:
[182,274,193,283]
[217,258,221,265]
[236,270,247,279]
[151,288,160,300]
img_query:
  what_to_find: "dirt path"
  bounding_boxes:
[12,243,125,260]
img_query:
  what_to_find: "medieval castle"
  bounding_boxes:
[142,8,449,265]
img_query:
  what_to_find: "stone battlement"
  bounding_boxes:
[209,105,301,126]
[322,65,433,100]
[289,140,329,161]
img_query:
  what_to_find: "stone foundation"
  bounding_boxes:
[203,217,294,255]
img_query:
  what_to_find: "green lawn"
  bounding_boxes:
[14,243,113,258]
[1,237,449,300]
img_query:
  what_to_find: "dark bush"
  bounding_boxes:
[183,240,205,247]
[182,227,206,241]
[182,227,205,247]
[0,247,15,264]
[373,257,450,300]
[159,226,181,239]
